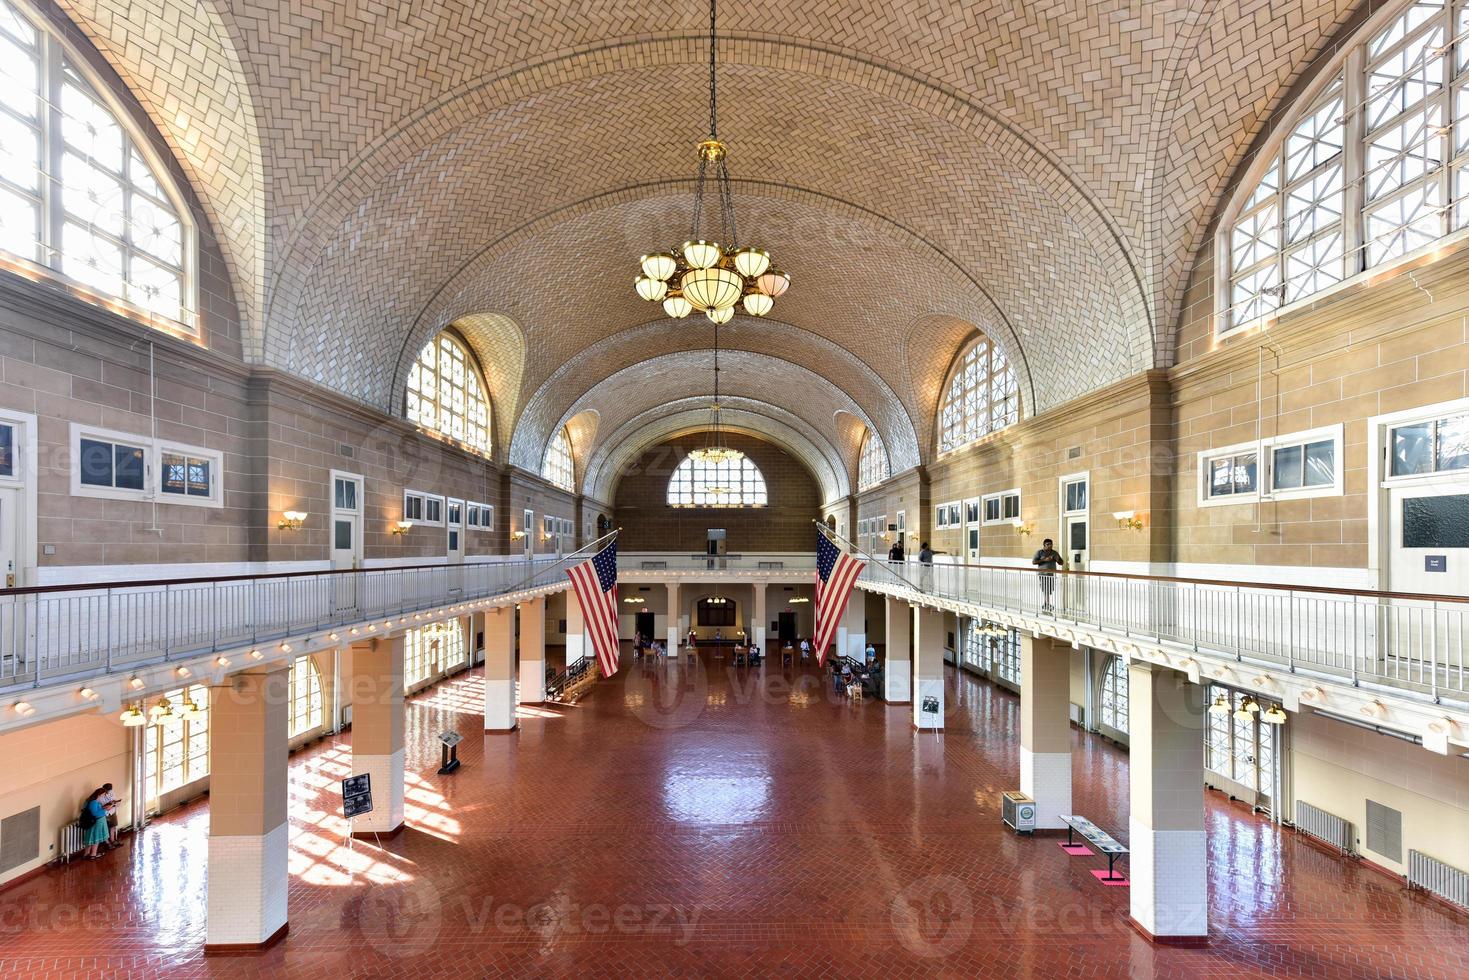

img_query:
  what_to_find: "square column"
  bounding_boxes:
[665,582,680,658]
[912,604,944,730]
[884,596,911,703]
[205,664,289,952]
[565,587,586,667]
[752,582,767,650]
[349,635,405,837]
[1020,633,1073,829]
[518,596,547,703]
[1129,664,1209,941]
[838,590,866,661]
[483,606,517,731]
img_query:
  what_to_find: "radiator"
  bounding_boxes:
[1295,800,1353,854]
[58,819,86,863]
[1408,850,1469,910]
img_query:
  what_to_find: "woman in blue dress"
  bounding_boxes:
[81,788,108,859]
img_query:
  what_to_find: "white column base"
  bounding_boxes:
[206,822,288,947]
[754,626,766,651]
[518,659,546,703]
[912,676,944,729]
[1019,747,1072,829]
[353,749,405,834]
[885,659,911,703]
[1128,817,1208,938]
[484,675,516,730]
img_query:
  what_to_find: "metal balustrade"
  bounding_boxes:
[0,558,567,690]
[860,560,1469,701]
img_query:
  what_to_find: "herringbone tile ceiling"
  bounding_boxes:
[56,0,1360,472]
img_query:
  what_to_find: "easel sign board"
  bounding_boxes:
[342,773,373,818]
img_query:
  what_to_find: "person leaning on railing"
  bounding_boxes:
[1031,538,1066,613]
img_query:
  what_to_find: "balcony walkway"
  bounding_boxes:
[3,649,1466,976]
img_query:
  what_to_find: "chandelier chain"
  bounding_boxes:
[708,0,718,139]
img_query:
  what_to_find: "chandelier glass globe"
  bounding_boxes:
[663,293,693,318]
[682,240,723,270]
[635,275,667,302]
[741,291,773,316]
[732,246,770,278]
[641,252,678,281]
[755,268,791,298]
[706,305,734,324]
[681,266,743,311]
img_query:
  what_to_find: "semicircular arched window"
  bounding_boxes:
[857,430,889,491]
[1220,0,1469,333]
[667,455,768,508]
[406,330,493,457]
[542,427,574,492]
[937,335,1018,454]
[0,0,195,327]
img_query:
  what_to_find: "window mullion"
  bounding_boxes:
[1440,3,1456,236]
[41,32,62,269]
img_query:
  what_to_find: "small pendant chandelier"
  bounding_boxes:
[689,318,744,464]
[634,0,790,323]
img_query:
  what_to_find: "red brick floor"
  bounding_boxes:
[3,650,1467,977]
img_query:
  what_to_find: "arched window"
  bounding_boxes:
[937,335,1018,454]
[406,331,492,456]
[667,455,768,507]
[0,0,193,325]
[542,428,574,491]
[1222,0,1469,332]
[287,655,323,737]
[857,430,888,490]
[143,684,209,803]
[1098,655,1128,733]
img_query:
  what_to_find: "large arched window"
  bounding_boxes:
[542,427,574,491]
[0,0,193,325]
[857,430,888,490]
[667,455,768,507]
[937,335,1018,454]
[1098,654,1128,733]
[406,330,492,456]
[287,655,323,738]
[1222,0,1469,332]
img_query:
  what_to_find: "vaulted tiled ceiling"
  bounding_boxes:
[61,0,1362,493]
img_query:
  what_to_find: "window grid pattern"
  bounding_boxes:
[542,428,573,491]
[0,0,189,322]
[857,431,888,490]
[1204,685,1278,794]
[667,455,769,507]
[963,621,1021,684]
[143,684,208,802]
[288,655,323,738]
[1225,0,1469,330]
[406,332,491,456]
[404,623,465,688]
[938,337,1019,453]
[1098,655,1128,732]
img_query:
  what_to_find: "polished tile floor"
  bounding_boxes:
[4,650,1467,977]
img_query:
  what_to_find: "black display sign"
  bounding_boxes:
[342,773,373,818]
[921,696,940,714]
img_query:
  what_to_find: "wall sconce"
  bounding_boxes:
[119,704,146,727]
[128,676,145,690]
[1012,518,1034,537]
[392,520,413,536]
[11,700,33,717]
[1261,704,1287,725]
[215,656,231,667]
[540,531,554,542]
[1112,510,1145,531]
[78,687,98,701]
[277,510,307,531]
[511,530,527,541]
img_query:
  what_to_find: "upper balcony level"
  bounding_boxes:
[0,549,1464,752]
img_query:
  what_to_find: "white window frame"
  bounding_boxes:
[403,489,445,526]
[0,0,198,332]
[403,489,424,522]
[69,423,222,507]
[465,501,493,531]
[1380,402,1469,487]
[934,501,959,529]
[1197,424,1345,507]
[981,489,1021,526]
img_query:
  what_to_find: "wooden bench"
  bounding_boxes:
[1059,814,1129,881]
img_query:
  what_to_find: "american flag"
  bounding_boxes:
[814,529,865,666]
[567,540,621,678]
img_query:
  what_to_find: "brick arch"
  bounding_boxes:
[435,312,526,459]
[505,311,923,475]
[586,402,847,506]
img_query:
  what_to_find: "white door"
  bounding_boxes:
[446,497,465,564]
[331,472,363,613]
[1387,483,1469,680]
[963,498,981,561]
[523,508,535,559]
[1061,475,1089,611]
[0,486,21,679]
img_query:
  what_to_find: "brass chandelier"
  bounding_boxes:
[634,0,790,323]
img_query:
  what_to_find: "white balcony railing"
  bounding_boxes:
[0,558,569,690]
[860,561,1469,701]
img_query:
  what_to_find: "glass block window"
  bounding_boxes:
[1098,655,1128,732]
[857,430,888,490]
[0,0,192,324]
[542,427,574,492]
[937,335,1019,453]
[1222,1,1469,331]
[667,454,769,508]
[287,655,323,738]
[406,331,492,456]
